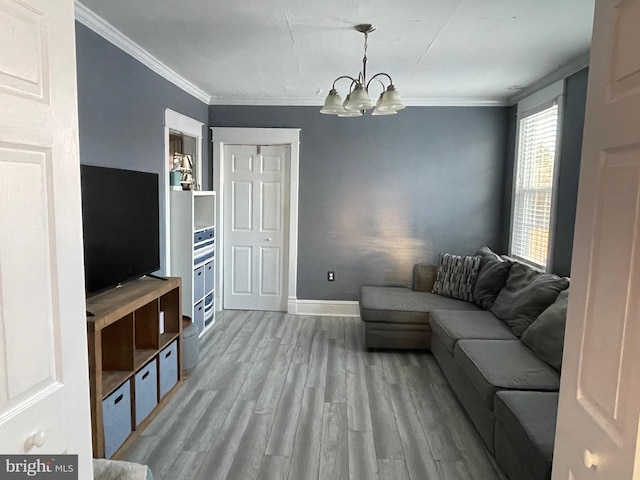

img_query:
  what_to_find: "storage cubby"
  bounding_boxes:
[159,287,181,349]
[170,190,217,336]
[86,276,183,458]
[134,300,160,370]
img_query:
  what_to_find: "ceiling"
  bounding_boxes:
[76,0,595,106]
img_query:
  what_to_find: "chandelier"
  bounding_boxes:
[320,24,405,117]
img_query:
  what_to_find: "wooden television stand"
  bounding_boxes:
[86,276,183,458]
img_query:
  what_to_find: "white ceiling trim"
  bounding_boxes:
[508,52,590,105]
[74,1,211,104]
[208,96,509,107]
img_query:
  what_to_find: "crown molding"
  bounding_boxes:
[508,52,590,105]
[74,1,211,104]
[208,96,509,107]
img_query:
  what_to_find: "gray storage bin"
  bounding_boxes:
[193,227,213,246]
[102,380,132,458]
[193,299,204,333]
[193,266,205,302]
[134,359,158,426]
[204,260,215,294]
[159,340,178,398]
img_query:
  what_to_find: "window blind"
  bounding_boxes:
[511,104,559,268]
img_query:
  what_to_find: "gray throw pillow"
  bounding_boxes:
[491,263,569,337]
[522,290,569,371]
[473,248,513,310]
[431,252,481,302]
[476,245,502,262]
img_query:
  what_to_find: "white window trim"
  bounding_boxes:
[509,80,565,271]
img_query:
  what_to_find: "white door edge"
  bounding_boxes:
[212,127,301,314]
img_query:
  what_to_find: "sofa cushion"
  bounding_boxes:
[360,287,431,324]
[454,339,560,410]
[494,391,559,480]
[429,310,517,355]
[431,252,481,302]
[491,263,569,337]
[473,256,513,310]
[360,286,478,324]
[425,293,481,312]
[522,290,569,371]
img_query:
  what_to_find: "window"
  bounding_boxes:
[510,103,560,269]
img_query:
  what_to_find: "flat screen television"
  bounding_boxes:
[80,165,160,296]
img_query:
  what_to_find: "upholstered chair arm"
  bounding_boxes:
[412,263,437,292]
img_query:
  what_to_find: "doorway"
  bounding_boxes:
[212,128,301,313]
[223,144,290,310]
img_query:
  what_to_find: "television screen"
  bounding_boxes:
[80,165,160,296]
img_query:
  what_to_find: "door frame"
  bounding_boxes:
[163,109,204,274]
[212,127,301,314]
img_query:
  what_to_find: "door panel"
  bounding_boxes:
[579,155,638,425]
[231,245,253,295]
[0,147,57,400]
[261,150,282,173]
[261,181,282,232]
[260,247,281,296]
[552,0,640,478]
[0,0,93,475]
[232,150,254,173]
[0,0,48,100]
[232,181,253,231]
[223,144,289,310]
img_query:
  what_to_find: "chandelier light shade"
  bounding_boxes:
[378,85,406,112]
[320,24,404,117]
[372,92,397,115]
[319,89,345,114]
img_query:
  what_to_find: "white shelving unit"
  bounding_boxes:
[170,191,216,337]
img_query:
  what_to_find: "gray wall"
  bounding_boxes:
[500,67,589,277]
[210,106,510,300]
[552,68,589,277]
[75,22,210,273]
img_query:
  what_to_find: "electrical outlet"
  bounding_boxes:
[327,271,335,281]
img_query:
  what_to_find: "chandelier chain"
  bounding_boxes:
[362,31,369,84]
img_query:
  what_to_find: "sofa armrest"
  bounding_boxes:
[413,264,436,292]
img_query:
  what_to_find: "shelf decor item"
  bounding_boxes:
[171,153,196,190]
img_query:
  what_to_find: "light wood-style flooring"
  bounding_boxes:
[121,310,506,480]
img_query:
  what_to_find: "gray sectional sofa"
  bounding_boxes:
[359,247,569,480]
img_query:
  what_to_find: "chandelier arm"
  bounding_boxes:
[366,72,394,91]
[332,75,358,91]
[374,78,387,95]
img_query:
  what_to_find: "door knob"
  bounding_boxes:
[583,449,598,469]
[26,429,47,450]
[265,238,272,242]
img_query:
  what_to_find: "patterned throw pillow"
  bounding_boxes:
[431,253,482,302]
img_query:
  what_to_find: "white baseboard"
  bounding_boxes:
[288,299,360,317]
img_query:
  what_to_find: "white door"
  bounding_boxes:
[0,0,94,477]
[223,144,290,310]
[553,0,640,478]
